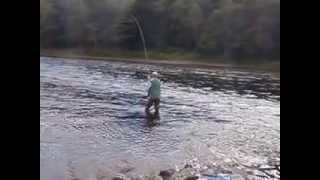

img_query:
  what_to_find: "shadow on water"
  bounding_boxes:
[145,115,161,128]
[145,111,160,122]
[132,69,279,101]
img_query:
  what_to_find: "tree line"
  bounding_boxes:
[40,0,280,60]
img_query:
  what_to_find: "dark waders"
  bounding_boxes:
[145,97,160,116]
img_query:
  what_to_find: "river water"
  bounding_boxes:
[40,57,280,180]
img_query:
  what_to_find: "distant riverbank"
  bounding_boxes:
[40,49,280,73]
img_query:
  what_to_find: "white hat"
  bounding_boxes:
[151,71,158,77]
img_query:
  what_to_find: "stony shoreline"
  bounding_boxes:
[99,157,280,180]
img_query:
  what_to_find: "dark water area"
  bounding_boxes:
[40,57,280,180]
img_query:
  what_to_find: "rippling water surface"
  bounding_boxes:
[40,57,280,180]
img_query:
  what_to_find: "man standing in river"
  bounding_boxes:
[145,72,161,116]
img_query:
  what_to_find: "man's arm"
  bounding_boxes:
[142,87,151,99]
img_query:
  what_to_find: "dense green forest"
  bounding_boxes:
[40,0,280,61]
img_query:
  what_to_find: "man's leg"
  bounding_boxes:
[145,98,154,113]
[154,98,160,115]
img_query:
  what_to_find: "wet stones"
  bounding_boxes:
[112,177,124,180]
[111,174,128,180]
[119,167,135,174]
[170,167,198,180]
[98,158,278,180]
[159,169,176,180]
[184,176,199,180]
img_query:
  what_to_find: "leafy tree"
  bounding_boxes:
[40,0,280,61]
